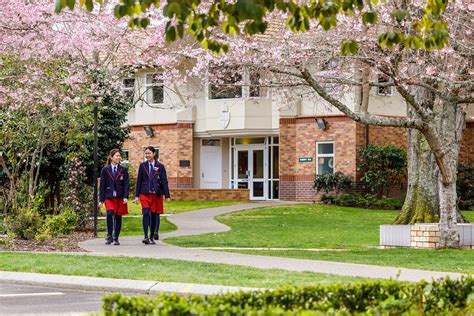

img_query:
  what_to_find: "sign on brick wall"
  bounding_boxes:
[298,157,313,163]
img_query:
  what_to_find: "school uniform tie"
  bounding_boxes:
[112,166,117,197]
[149,163,154,193]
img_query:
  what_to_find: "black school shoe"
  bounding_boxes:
[142,238,150,245]
[153,233,159,240]
[149,238,156,245]
[105,237,113,245]
[113,239,120,245]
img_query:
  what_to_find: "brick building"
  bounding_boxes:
[122,69,474,201]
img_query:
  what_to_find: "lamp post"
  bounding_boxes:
[90,93,100,238]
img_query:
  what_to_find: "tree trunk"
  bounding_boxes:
[394,129,439,224]
[415,97,465,248]
[439,177,459,247]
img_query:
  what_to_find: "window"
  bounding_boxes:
[143,147,160,161]
[235,137,265,145]
[209,68,242,99]
[202,139,221,146]
[145,73,164,104]
[121,150,129,164]
[249,71,261,97]
[122,78,135,105]
[316,142,334,174]
[377,74,392,96]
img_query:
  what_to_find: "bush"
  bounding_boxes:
[457,162,474,210]
[103,276,474,315]
[0,216,6,235]
[5,207,43,239]
[333,193,403,210]
[42,208,78,237]
[313,171,352,194]
[358,145,406,197]
[320,194,336,204]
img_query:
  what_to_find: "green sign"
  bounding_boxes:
[299,157,313,163]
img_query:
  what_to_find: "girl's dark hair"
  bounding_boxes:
[144,146,155,153]
[106,149,121,165]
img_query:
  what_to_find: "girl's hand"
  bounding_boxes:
[134,197,139,204]
[123,198,128,204]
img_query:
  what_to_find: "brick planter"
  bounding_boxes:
[170,189,249,201]
[380,223,474,249]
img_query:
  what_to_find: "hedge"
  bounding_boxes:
[103,276,474,315]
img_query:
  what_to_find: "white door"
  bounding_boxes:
[235,147,266,200]
[200,139,222,188]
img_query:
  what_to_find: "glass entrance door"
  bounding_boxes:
[236,148,266,200]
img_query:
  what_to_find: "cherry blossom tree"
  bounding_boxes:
[56,0,472,248]
[0,0,139,215]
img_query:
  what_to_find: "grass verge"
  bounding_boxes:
[0,252,361,288]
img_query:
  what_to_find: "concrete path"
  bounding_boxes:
[79,201,465,282]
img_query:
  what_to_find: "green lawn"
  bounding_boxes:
[126,200,245,215]
[164,205,474,273]
[0,252,360,288]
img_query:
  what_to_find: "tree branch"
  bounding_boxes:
[301,67,422,129]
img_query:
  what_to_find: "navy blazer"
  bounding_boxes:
[135,160,170,199]
[99,164,130,202]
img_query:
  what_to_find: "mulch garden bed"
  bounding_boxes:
[0,231,94,252]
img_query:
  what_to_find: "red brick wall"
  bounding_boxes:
[171,189,249,201]
[368,125,407,149]
[279,119,472,202]
[279,116,358,202]
[124,123,193,189]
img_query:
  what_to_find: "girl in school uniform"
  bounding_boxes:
[99,149,130,245]
[134,146,170,245]
[152,159,170,241]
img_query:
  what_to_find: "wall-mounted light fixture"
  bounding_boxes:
[143,125,154,137]
[315,117,327,129]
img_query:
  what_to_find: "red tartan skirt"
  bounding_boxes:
[139,194,164,214]
[104,197,129,216]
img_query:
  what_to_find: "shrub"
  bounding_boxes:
[0,216,6,235]
[313,172,352,195]
[358,145,406,197]
[320,194,336,204]
[5,207,43,239]
[457,162,474,210]
[103,276,474,315]
[42,208,78,237]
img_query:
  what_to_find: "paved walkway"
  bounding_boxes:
[80,201,465,282]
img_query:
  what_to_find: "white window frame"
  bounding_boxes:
[207,66,243,100]
[145,73,164,104]
[316,141,335,175]
[121,149,130,164]
[122,77,135,104]
[248,70,269,98]
[377,74,393,96]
